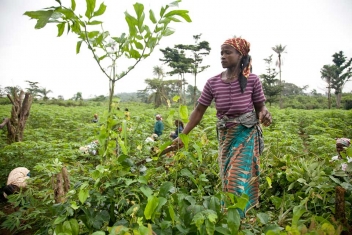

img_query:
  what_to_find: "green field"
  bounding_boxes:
[0,102,351,234]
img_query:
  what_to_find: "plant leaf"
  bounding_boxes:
[76,40,82,54]
[71,0,76,11]
[57,22,65,37]
[149,9,157,23]
[93,2,106,17]
[85,0,96,19]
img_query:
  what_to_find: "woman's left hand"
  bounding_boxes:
[259,107,272,127]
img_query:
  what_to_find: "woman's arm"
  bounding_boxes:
[182,103,208,135]
[254,102,272,127]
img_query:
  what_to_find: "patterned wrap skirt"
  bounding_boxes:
[218,123,262,217]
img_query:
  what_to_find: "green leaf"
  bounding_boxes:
[133,3,144,19]
[164,10,192,22]
[180,168,196,185]
[62,221,72,234]
[124,12,138,36]
[69,219,79,235]
[214,227,231,235]
[79,188,89,204]
[57,22,65,37]
[159,6,166,17]
[256,212,269,225]
[56,8,74,18]
[159,181,173,197]
[93,2,106,17]
[87,20,102,25]
[149,9,157,23]
[205,219,215,235]
[146,37,157,49]
[134,41,144,50]
[76,41,82,54]
[85,0,96,19]
[168,204,176,224]
[227,208,241,234]
[55,0,62,5]
[167,16,182,22]
[24,10,54,29]
[91,232,105,235]
[71,0,76,11]
[192,212,205,231]
[193,143,202,162]
[179,105,189,123]
[87,31,99,38]
[144,195,159,220]
[70,201,79,210]
[54,215,67,225]
[179,133,189,150]
[129,49,141,59]
[140,186,153,198]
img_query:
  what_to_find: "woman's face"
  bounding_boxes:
[221,44,242,68]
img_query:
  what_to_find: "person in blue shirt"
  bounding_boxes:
[154,114,164,137]
[170,119,184,140]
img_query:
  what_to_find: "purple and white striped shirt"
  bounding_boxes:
[198,73,266,119]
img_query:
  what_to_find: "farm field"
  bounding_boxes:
[0,102,351,235]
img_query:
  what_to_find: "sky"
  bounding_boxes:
[1,0,352,100]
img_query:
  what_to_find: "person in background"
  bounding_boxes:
[170,119,184,140]
[124,108,130,121]
[0,167,30,202]
[92,114,98,123]
[154,114,164,137]
[173,37,272,218]
[145,133,159,143]
[336,138,350,158]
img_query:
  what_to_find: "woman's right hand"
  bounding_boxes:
[172,137,184,149]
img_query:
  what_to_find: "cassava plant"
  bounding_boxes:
[24,0,191,112]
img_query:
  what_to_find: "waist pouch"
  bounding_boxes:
[216,111,264,155]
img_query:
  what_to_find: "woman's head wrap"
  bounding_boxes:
[222,38,251,78]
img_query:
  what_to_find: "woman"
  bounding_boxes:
[1,167,30,202]
[154,114,164,137]
[170,120,184,140]
[173,37,272,217]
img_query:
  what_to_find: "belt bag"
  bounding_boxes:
[217,111,258,129]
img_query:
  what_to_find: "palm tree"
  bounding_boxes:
[37,88,53,101]
[272,44,287,108]
[153,65,165,79]
[320,65,337,109]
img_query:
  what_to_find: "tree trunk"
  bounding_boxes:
[336,92,342,109]
[0,91,33,144]
[193,72,197,109]
[335,186,349,231]
[278,55,283,109]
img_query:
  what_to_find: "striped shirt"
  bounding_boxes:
[198,73,266,119]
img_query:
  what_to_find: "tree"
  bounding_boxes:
[72,92,83,101]
[175,34,211,107]
[272,44,287,108]
[37,87,53,101]
[24,0,191,112]
[25,80,41,98]
[0,90,33,143]
[282,83,306,96]
[320,64,336,109]
[330,51,352,108]
[159,47,193,104]
[185,84,201,105]
[153,65,165,79]
[259,55,281,106]
[143,66,181,107]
